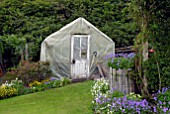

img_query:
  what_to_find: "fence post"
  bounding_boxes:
[109,67,113,90]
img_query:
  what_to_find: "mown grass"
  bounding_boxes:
[0,80,93,114]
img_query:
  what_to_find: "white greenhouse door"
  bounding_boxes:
[71,35,90,78]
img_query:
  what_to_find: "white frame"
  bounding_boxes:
[71,35,90,78]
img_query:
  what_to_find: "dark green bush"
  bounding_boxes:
[16,61,52,86]
[144,53,170,93]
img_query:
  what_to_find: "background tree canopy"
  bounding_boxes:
[0,0,136,65]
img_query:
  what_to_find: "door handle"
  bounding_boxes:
[72,59,75,64]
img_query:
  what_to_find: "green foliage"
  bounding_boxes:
[15,61,52,86]
[108,57,134,70]
[107,53,135,70]
[91,78,110,98]
[126,92,142,100]
[157,90,170,108]
[0,78,25,99]
[0,0,137,66]
[144,53,170,92]
[130,0,170,94]
[10,78,25,95]
[52,80,61,88]
[110,90,124,98]
[0,76,72,99]
[28,78,71,93]
[60,77,71,86]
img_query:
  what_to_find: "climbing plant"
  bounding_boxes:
[130,0,170,94]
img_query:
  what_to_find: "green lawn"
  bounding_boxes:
[0,80,93,114]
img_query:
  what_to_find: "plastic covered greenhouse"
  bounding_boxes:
[40,17,115,79]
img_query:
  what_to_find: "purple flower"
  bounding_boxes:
[111,87,116,91]
[153,96,157,100]
[123,53,128,58]
[44,82,50,84]
[136,108,141,114]
[104,53,115,59]
[127,52,135,58]
[107,98,111,101]
[116,59,120,67]
[111,58,114,63]
[122,109,125,113]
[153,106,157,112]
[159,101,162,105]
[50,77,59,81]
[163,107,168,113]
[123,96,127,101]
[112,102,116,107]
[95,98,101,103]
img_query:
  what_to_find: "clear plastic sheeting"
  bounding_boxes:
[40,17,115,79]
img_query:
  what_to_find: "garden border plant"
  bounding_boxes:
[0,77,71,100]
[91,78,170,114]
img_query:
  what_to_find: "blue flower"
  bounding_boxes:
[153,96,157,100]
[44,82,50,84]
[153,106,157,112]
[163,107,168,113]
[159,101,162,105]
[104,53,115,59]
[50,77,59,81]
[127,52,135,58]
[111,58,114,63]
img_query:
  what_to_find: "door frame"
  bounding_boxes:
[71,35,90,78]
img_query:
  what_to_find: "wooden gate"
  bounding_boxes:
[109,68,135,94]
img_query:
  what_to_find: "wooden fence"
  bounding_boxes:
[109,68,135,94]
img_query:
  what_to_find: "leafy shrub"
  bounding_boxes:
[28,77,72,93]
[110,89,124,99]
[0,69,18,85]
[16,61,52,86]
[92,90,152,113]
[91,78,110,98]
[126,92,142,100]
[29,80,42,87]
[152,87,170,113]
[21,87,33,95]
[0,76,72,99]
[60,77,71,86]
[0,81,18,99]
[144,52,170,93]
[52,79,62,88]
[10,78,25,95]
[1,61,52,86]
[91,78,170,114]
[106,53,135,70]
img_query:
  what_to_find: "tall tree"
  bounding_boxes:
[130,0,170,94]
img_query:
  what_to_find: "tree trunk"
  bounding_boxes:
[25,43,29,61]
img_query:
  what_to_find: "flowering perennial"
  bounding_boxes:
[0,79,21,99]
[91,78,170,113]
[106,53,135,70]
[91,78,110,98]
